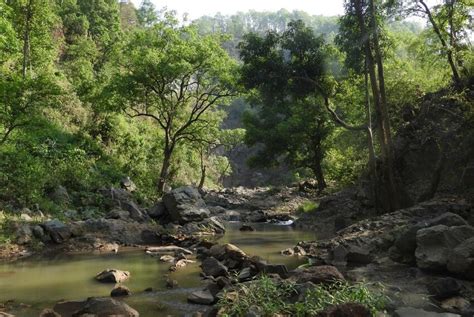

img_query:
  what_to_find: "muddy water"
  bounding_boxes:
[0,223,315,316]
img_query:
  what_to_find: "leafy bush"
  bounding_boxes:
[218,276,386,316]
[297,201,319,213]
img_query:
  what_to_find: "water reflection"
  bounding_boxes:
[0,222,315,316]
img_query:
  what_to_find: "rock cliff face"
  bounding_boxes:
[393,89,474,204]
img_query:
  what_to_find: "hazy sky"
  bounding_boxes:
[130,0,346,19]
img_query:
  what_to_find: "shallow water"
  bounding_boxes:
[0,222,315,316]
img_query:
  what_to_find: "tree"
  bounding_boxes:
[239,21,334,191]
[333,0,401,211]
[110,19,237,194]
[137,0,158,27]
[393,0,473,86]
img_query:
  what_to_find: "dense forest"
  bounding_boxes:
[0,0,473,315]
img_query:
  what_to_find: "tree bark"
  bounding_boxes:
[198,149,206,190]
[22,0,33,78]
[157,147,173,194]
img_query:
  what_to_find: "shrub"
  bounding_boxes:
[218,276,386,316]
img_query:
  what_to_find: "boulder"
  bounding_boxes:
[392,213,468,264]
[166,278,178,288]
[440,297,471,312]
[201,257,228,278]
[70,297,138,317]
[110,285,131,297]
[120,176,136,192]
[346,245,373,264]
[159,255,175,263]
[163,186,210,223]
[239,225,255,232]
[42,219,72,243]
[260,264,289,278]
[316,303,371,317]
[15,224,32,245]
[427,278,462,300]
[95,269,130,283]
[394,307,460,317]
[121,200,148,222]
[447,237,474,280]
[20,213,33,222]
[415,225,474,271]
[32,225,46,240]
[39,309,60,317]
[187,289,216,305]
[50,185,70,204]
[148,201,167,219]
[105,209,130,220]
[290,265,345,285]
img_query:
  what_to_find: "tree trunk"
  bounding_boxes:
[418,0,461,86]
[22,0,33,78]
[354,0,399,212]
[198,149,206,190]
[313,160,326,193]
[157,147,172,195]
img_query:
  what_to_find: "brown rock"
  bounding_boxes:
[290,265,345,285]
[316,303,371,317]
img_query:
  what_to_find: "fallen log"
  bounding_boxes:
[145,246,193,255]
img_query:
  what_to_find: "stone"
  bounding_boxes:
[50,185,70,204]
[290,265,345,285]
[39,309,60,317]
[159,255,175,263]
[121,200,148,222]
[238,267,254,282]
[166,278,178,288]
[440,297,470,311]
[42,219,72,244]
[346,245,373,264]
[394,307,460,317]
[281,248,295,256]
[447,237,474,280]
[110,285,131,297]
[239,225,255,232]
[120,176,137,192]
[162,186,210,223]
[71,297,138,317]
[428,213,469,227]
[15,224,32,245]
[0,313,15,317]
[19,213,33,222]
[95,269,130,283]
[260,264,288,278]
[415,225,474,271]
[148,201,167,219]
[64,210,79,220]
[427,278,462,300]
[32,225,45,240]
[105,209,129,220]
[315,303,371,317]
[201,257,228,278]
[187,289,215,305]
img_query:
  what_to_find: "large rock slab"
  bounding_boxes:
[315,303,371,317]
[201,257,228,278]
[290,265,345,285]
[187,289,215,305]
[163,186,210,223]
[447,236,474,280]
[394,307,460,317]
[95,269,130,283]
[54,297,139,317]
[42,219,72,243]
[415,225,474,271]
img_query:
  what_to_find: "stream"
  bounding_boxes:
[0,222,315,316]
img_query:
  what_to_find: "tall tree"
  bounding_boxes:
[239,21,334,191]
[110,20,237,193]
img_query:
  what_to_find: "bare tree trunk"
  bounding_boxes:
[354,0,399,212]
[157,147,172,194]
[198,149,206,190]
[418,0,461,86]
[22,0,33,78]
[313,160,326,193]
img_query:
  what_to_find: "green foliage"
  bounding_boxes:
[218,275,386,316]
[297,201,319,213]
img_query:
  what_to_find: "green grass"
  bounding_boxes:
[218,275,387,316]
[297,201,319,213]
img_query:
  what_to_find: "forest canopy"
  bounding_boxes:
[0,0,472,214]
